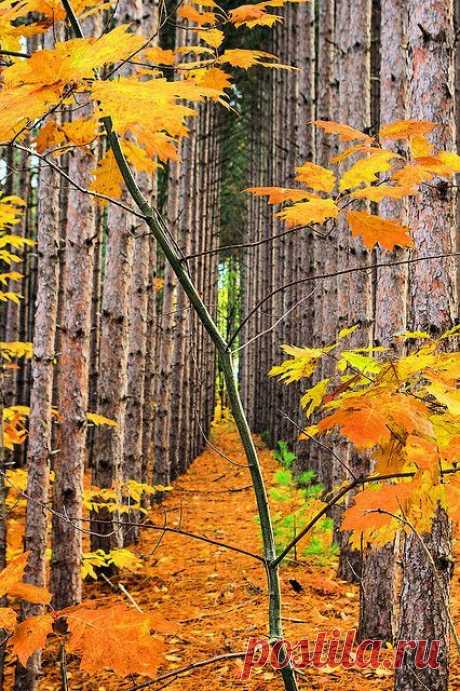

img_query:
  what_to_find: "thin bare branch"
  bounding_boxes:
[229,252,460,347]
[127,652,247,691]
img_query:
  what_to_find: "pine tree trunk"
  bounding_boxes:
[90,0,142,552]
[359,0,407,644]
[395,3,456,689]
[14,125,61,688]
[51,51,97,607]
[336,0,373,583]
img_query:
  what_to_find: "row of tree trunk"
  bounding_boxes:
[240,1,458,689]
[1,3,220,688]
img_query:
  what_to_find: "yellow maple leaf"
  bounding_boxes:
[0,271,23,286]
[438,151,460,172]
[142,47,175,66]
[89,150,124,202]
[330,144,381,164]
[351,184,417,202]
[106,549,143,572]
[0,196,25,231]
[198,28,224,48]
[347,210,413,251]
[269,345,328,383]
[392,162,436,186]
[191,67,232,92]
[229,2,283,28]
[218,49,279,69]
[11,614,54,666]
[81,551,107,580]
[86,412,117,427]
[300,379,329,417]
[36,117,98,154]
[409,134,433,158]
[92,77,222,138]
[277,198,339,227]
[413,155,455,177]
[339,151,399,192]
[426,380,460,417]
[295,162,336,193]
[122,140,160,176]
[0,341,33,360]
[4,27,145,89]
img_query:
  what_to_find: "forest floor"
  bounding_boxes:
[9,416,460,690]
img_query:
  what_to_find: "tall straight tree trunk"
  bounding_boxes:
[14,63,61,685]
[90,192,134,552]
[51,19,97,606]
[316,0,339,495]
[359,0,407,644]
[293,0,316,477]
[90,0,142,553]
[336,0,373,583]
[122,0,159,543]
[395,3,456,689]
[51,155,95,608]
[141,233,158,489]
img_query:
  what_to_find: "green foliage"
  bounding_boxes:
[269,440,336,563]
[273,440,296,468]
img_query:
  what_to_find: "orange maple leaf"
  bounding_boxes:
[347,210,413,251]
[65,603,166,677]
[10,614,54,666]
[245,186,315,204]
[0,552,52,604]
[379,119,437,141]
[318,400,391,449]
[313,120,373,144]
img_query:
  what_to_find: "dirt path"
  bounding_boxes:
[26,417,460,690]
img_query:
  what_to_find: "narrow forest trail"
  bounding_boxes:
[30,416,460,691]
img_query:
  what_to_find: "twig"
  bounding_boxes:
[233,288,317,354]
[101,573,143,612]
[229,252,460,347]
[272,477,361,568]
[197,419,249,467]
[127,652,247,691]
[280,411,358,481]
[10,143,146,219]
[59,643,69,691]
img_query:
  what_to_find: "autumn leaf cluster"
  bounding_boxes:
[271,325,460,547]
[248,119,460,251]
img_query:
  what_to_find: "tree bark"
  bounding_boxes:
[359,0,407,644]
[51,31,97,604]
[14,91,61,686]
[336,0,373,583]
[395,3,457,689]
[90,0,142,553]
